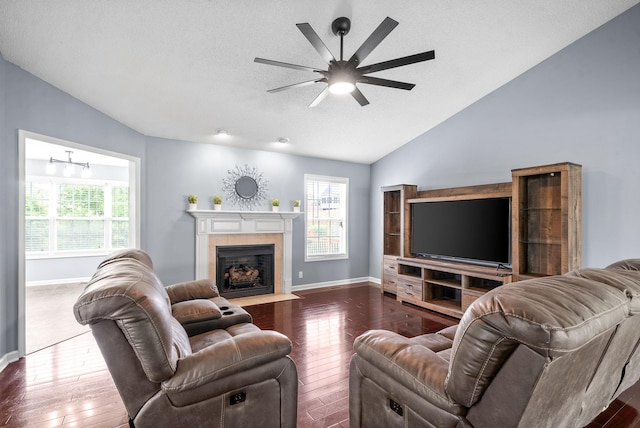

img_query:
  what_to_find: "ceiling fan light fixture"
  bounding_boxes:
[328,80,356,95]
[328,70,356,94]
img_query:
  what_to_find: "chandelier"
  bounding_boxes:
[46,150,91,178]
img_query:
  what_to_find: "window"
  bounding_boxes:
[25,178,129,256]
[25,181,50,252]
[304,174,348,261]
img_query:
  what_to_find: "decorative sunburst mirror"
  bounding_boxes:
[222,164,269,209]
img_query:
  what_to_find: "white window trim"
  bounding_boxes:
[304,174,349,262]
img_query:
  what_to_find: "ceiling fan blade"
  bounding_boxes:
[357,50,435,75]
[309,87,330,108]
[358,76,415,90]
[254,57,323,73]
[296,23,335,64]
[346,17,398,67]
[267,78,327,93]
[351,87,370,106]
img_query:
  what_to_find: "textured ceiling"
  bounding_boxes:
[1,1,638,164]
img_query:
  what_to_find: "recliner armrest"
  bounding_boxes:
[165,279,221,303]
[172,300,222,325]
[353,330,454,410]
[163,330,292,396]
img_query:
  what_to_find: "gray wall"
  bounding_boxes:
[0,55,147,358]
[26,257,103,283]
[1,49,8,362]
[144,136,371,286]
[369,5,640,278]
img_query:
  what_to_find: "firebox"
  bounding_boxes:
[216,244,275,298]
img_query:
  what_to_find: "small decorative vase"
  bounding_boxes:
[293,206,300,213]
[188,203,197,211]
[272,206,279,212]
[214,204,222,211]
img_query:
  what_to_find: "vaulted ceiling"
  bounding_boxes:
[1,1,638,164]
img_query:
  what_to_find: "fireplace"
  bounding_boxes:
[188,210,302,296]
[216,244,275,298]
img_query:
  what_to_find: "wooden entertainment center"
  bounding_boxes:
[381,162,582,319]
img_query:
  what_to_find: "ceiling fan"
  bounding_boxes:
[254,16,435,107]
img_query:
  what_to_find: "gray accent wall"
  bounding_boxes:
[144,136,371,286]
[369,5,640,278]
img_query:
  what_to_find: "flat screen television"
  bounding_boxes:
[410,198,511,267]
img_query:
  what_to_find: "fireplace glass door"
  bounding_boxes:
[216,244,275,298]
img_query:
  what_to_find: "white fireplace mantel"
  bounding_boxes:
[188,210,302,294]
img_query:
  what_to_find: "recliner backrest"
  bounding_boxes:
[74,258,192,382]
[97,248,154,270]
[567,265,640,314]
[445,274,630,407]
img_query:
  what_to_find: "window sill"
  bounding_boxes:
[26,252,110,261]
[305,254,349,263]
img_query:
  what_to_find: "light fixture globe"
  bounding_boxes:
[328,79,355,95]
[46,159,56,175]
[328,64,356,95]
[81,164,92,178]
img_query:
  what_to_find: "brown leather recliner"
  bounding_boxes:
[96,249,253,335]
[74,249,298,428]
[349,259,640,428]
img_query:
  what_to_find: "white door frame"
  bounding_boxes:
[17,129,141,356]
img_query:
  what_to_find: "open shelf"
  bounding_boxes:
[425,279,462,289]
[398,263,422,278]
[466,277,503,293]
[425,269,462,289]
[512,163,581,279]
[395,257,512,319]
[425,284,461,308]
[381,185,417,296]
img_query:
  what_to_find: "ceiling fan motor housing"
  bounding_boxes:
[332,17,351,36]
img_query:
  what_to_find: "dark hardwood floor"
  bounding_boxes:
[1,283,640,427]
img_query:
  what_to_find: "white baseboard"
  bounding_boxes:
[0,351,20,374]
[293,276,378,292]
[26,277,91,287]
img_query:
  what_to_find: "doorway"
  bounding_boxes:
[18,131,140,355]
